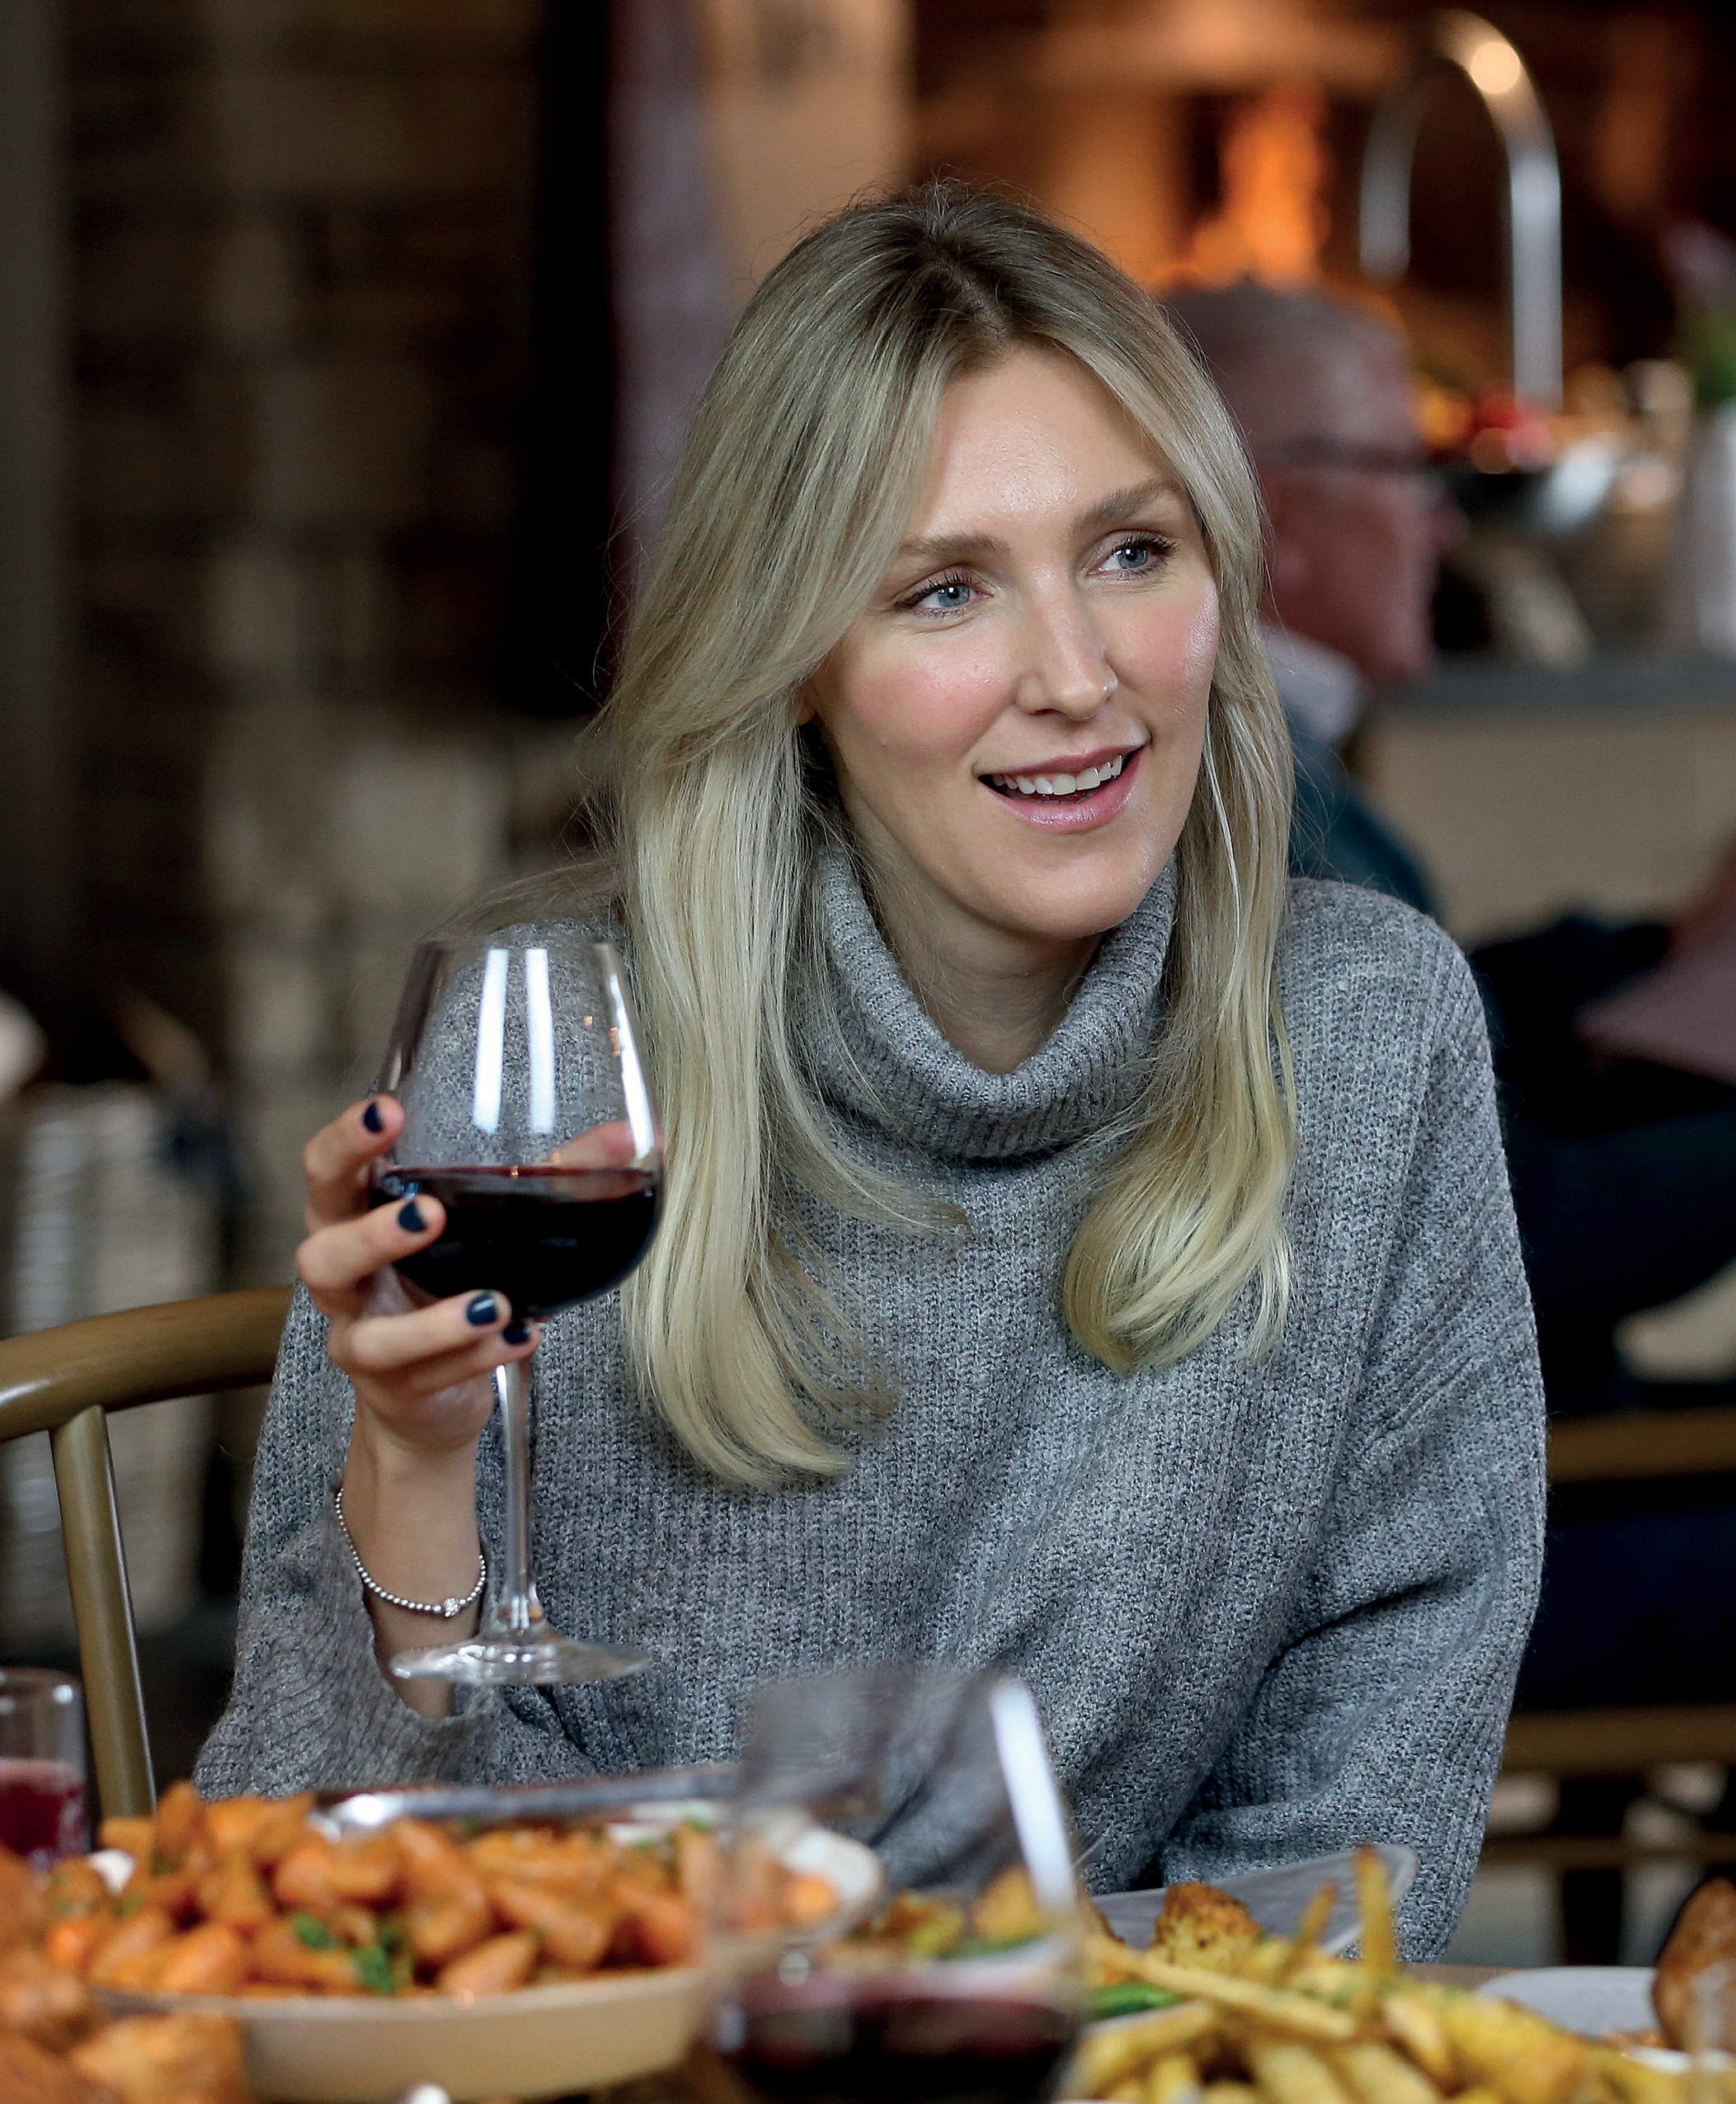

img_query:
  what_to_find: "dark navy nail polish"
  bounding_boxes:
[467,1292,499,1327]
[502,1319,531,1346]
[397,1198,426,1234]
[361,1099,383,1133]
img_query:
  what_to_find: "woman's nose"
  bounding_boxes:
[1012,595,1117,717]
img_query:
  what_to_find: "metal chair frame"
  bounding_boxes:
[0,1287,291,1820]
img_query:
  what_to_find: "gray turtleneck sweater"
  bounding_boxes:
[196,867,1545,1960]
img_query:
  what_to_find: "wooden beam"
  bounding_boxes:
[1482,1833,1736,1870]
[1550,1406,1736,1485]
[1506,1704,1736,1774]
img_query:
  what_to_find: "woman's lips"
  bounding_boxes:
[978,744,1143,832]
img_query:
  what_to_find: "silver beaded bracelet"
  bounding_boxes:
[333,1485,487,1620]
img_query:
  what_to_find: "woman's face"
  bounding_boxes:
[807,347,1219,955]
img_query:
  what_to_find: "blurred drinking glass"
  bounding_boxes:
[708,1668,1084,2104]
[0,1669,87,1866]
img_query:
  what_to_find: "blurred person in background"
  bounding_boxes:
[1165,279,1736,1425]
[1168,282,1736,1959]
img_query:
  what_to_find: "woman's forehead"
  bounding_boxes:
[906,349,1184,542]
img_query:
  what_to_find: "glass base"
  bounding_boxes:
[390,1632,650,1686]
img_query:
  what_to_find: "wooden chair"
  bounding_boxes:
[1497,1405,1736,1869]
[0,1287,292,1821]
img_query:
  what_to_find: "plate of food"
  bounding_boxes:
[1479,1871,1736,2060]
[1094,1844,1419,1958]
[1066,1846,1705,2104]
[14,1775,879,2102]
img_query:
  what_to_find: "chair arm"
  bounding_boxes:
[0,1286,294,1443]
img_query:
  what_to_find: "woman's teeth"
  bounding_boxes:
[985,752,1127,798]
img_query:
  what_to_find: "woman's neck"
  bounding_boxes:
[861,857,1100,1076]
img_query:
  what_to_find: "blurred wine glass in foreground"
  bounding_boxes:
[0,1669,86,1867]
[708,1669,1084,2104]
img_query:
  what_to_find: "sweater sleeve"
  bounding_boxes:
[193,1283,594,1796]
[1159,946,1546,1960]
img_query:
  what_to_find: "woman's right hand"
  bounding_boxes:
[297,1096,539,1462]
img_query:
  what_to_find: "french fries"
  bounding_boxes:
[1068,1853,1709,2104]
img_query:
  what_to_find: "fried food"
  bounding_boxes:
[1149,1882,1265,1973]
[0,2027,109,2104]
[0,1844,50,1952]
[1069,2001,1219,2097]
[1067,1854,1658,2104]
[68,2012,248,2104]
[6,1784,831,2006]
[1437,1987,1588,2104]
[1654,1875,1736,2049]
[0,1948,98,2051]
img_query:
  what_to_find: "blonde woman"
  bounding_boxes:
[199,187,1543,1956]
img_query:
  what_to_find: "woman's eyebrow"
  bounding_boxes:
[895,527,1007,567]
[1073,478,1185,535]
[895,478,1185,569]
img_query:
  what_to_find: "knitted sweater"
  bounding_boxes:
[195,865,1545,1959]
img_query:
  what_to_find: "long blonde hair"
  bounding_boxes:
[599,186,1295,1485]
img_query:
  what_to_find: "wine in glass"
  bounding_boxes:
[371,931,661,1685]
[708,1669,1084,2104]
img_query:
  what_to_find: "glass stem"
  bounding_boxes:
[489,1356,543,1639]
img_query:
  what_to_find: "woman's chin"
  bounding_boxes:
[973,863,1169,948]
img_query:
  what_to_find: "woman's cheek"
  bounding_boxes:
[1121,581,1219,719]
[874,642,1013,769]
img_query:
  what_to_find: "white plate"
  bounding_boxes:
[1094,1844,1419,1957]
[1477,1966,1658,2040]
[104,1819,879,2102]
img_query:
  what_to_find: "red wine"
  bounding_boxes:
[717,1982,1077,2104]
[374,1165,660,1319]
[0,1758,88,1866]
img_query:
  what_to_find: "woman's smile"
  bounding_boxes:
[979,742,1144,831]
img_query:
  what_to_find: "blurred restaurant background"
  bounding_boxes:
[5,0,1736,1964]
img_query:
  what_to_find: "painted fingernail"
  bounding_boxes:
[397,1199,426,1234]
[361,1099,384,1133]
[467,1292,499,1327]
[502,1319,531,1346]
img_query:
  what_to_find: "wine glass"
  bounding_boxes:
[707,1669,1084,2104]
[371,930,661,1685]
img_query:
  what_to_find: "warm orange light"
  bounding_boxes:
[1166,80,1329,289]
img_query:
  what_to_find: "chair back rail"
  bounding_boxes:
[0,1287,291,1820]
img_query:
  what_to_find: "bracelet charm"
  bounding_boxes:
[332,1485,487,1620]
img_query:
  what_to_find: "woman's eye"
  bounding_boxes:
[1099,536,1171,577]
[910,577,976,614]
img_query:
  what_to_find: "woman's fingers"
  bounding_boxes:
[338,1289,534,1379]
[298,1186,445,1312]
[303,1097,403,1232]
[344,1330,539,1411]
[548,1119,637,1171]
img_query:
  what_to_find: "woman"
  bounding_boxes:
[197,187,1544,1956]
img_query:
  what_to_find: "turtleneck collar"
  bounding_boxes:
[808,850,1177,1162]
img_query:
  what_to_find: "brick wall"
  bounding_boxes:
[69,0,572,1283]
